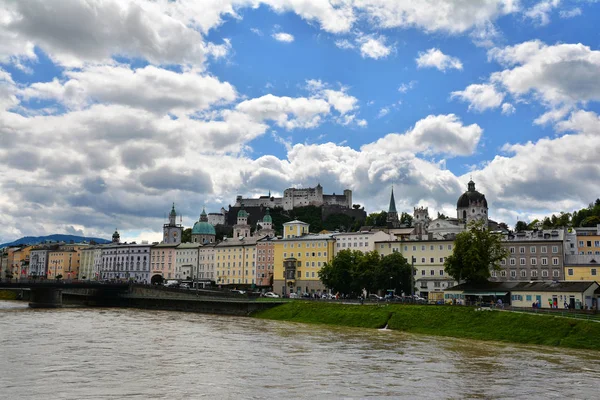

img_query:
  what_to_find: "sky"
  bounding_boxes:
[1,0,599,244]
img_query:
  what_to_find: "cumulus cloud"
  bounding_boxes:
[358,34,393,59]
[20,65,237,115]
[416,48,463,71]
[272,32,295,43]
[559,8,582,18]
[489,40,600,108]
[451,83,505,112]
[524,0,560,26]
[501,102,516,115]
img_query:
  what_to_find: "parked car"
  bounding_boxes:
[179,283,190,289]
[369,294,383,301]
[288,292,298,299]
[263,292,280,298]
[230,289,246,295]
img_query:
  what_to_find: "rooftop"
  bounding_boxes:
[447,280,598,293]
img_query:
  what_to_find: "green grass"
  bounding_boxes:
[0,290,18,300]
[253,302,600,351]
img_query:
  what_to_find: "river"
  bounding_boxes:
[1,300,599,399]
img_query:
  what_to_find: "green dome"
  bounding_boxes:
[263,208,272,223]
[192,221,216,235]
[237,209,248,218]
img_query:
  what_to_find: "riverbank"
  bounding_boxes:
[252,302,600,351]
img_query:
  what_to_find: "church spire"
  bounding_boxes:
[388,187,397,214]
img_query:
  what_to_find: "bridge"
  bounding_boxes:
[0,282,130,308]
[0,282,285,315]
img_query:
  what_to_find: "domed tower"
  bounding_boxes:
[234,208,251,238]
[163,202,183,244]
[256,208,275,238]
[112,229,120,244]
[192,207,216,244]
[456,180,488,226]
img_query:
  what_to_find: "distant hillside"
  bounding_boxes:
[0,234,111,248]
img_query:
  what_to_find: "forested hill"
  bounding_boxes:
[515,198,600,231]
[0,234,110,248]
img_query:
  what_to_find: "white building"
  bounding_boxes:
[199,244,216,281]
[234,184,352,211]
[29,248,49,277]
[333,231,396,255]
[100,242,152,282]
[175,243,200,280]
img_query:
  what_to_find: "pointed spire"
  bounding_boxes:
[170,202,176,216]
[388,186,397,214]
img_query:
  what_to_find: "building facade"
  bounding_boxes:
[151,243,178,281]
[256,236,275,287]
[491,230,566,282]
[575,225,600,255]
[29,248,49,278]
[198,244,216,281]
[163,203,183,245]
[175,243,200,280]
[214,237,258,286]
[333,231,395,255]
[100,243,152,282]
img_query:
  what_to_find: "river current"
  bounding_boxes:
[1,300,599,399]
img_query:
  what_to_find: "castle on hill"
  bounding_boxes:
[234,183,352,211]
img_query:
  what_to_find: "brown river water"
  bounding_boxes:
[1,300,599,399]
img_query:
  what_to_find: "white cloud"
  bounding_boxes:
[451,84,505,112]
[358,34,392,59]
[489,40,600,108]
[416,48,463,71]
[524,0,560,26]
[335,39,355,50]
[20,65,237,115]
[559,8,582,18]
[398,81,417,93]
[378,107,389,118]
[501,102,516,115]
[272,32,295,43]
[250,28,263,36]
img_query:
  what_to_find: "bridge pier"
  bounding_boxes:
[29,287,63,308]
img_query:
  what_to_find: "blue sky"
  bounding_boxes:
[1,0,599,243]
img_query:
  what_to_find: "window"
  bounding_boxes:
[587,241,592,247]
[542,270,549,277]
[404,246,408,251]
[552,246,558,254]
[531,257,537,265]
[530,246,536,254]
[552,257,559,266]
[430,258,434,263]
[592,268,597,276]
[552,270,560,278]
[421,257,425,263]
[595,241,600,247]
[510,258,516,265]
[439,270,444,276]
[421,245,425,251]
[413,246,417,251]
[520,270,526,277]
[430,245,434,250]
[440,258,444,263]
[519,247,525,254]
[510,247,515,254]
[520,258,526,265]
[501,270,507,277]
[491,271,497,277]
[541,246,547,254]
[541,258,548,266]
[501,259,506,266]
[421,270,425,276]
[531,270,538,277]
[430,270,435,276]
[568,268,574,276]
[526,295,532,302]
[579,241,584,247]
[510,270,516,278]
[448,245,452,250]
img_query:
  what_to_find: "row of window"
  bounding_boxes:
[283,242,326,248]
[380,244,453,251]
[501,257,560,266]
[509,246,559,254]
[283,252,327,258]
[492,269,560,278]
[567,268,597,276]
[579,240,600,247]
[579,251,600,255]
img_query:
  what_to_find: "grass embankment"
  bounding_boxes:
[0,290,18,300]
[253,302,600,351]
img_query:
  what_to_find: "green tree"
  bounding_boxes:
[437,212,447,220]
[181,228,192,243]
[376,252,413,295]
[319,250,364,294]
[365,211,388,227]
[444,220,509,284]
[582,215,600,227]
[355,251,382,293]
[515,221,528,231]
[400,212,413,227]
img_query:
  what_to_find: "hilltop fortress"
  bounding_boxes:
[234,183,353,211]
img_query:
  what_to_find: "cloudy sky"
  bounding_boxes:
[1,0,599,243]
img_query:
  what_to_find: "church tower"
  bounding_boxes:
[112,229,120,244]
[386,187,401,228]
[456,180,489,226]
[163,203,183,244]
[256,208,275,238]
[234,208,251,238]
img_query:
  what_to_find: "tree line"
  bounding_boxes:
[515,198,600,231]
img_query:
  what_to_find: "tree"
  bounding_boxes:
[498,222,509,231]
[400,212,413,227]
[365,211,388,227]
[376,252,412,295]
[319,250,364,294]
[181,228,192,243]
[437,212,447,220]
[515,221,528,231]
[582,215,600,227]
[444,220,509,284]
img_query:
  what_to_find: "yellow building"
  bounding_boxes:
[273,221,335,295]
[9,246,32,280]
[564,255,600,282]
[214,237,258,286]
[375,239,457,302]
[48,247,81,280]
[575,225,600,255]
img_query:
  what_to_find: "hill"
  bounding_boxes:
[0,234,111,248]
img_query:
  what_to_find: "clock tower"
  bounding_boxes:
[163,202,183,244]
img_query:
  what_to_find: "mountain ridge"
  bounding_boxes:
[0,234,111,248]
